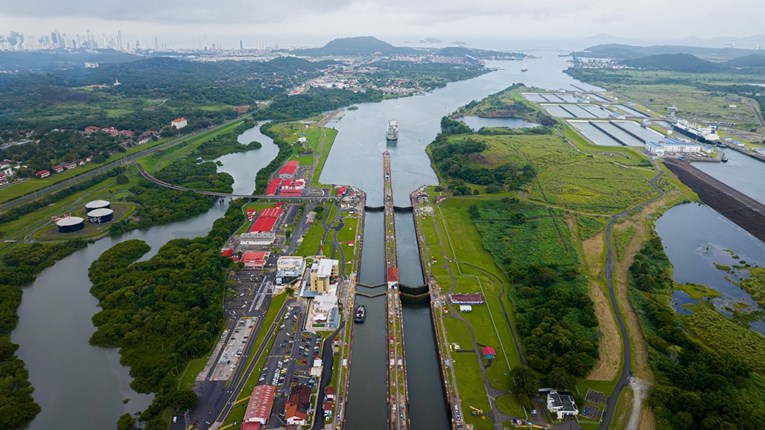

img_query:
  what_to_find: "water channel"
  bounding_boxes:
[11,125,278,430]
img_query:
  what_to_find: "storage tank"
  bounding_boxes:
[87,208,114,223]
[56,216,85,233]
[85,199,111,211]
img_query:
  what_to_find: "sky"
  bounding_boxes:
[1,0,764,50]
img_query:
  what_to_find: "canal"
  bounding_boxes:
[325,55,602,429]
[11,125,279,430]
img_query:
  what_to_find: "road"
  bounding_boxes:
[599,165,665,430]
[0,118,246,213]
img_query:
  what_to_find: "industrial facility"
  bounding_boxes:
[87,208,114,223]
[56,216,85,233]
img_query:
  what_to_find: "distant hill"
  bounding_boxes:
[291,36,417,56]
[725,54,765,68]
[621,53,722,72]
[576,43,762,62]
[291,36,526,60]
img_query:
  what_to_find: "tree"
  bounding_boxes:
[511,367,538,408]
[117,413,136,430]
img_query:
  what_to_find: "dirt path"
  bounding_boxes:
[627,378,652,430]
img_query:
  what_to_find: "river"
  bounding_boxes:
[11,125,279,430]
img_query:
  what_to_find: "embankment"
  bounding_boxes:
[664,158,765,242]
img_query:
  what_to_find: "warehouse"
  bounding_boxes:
[242,251,270,269]
[240,206,284,246]
[242,384,276,430]
[277,160,299,179]
[56,216,85,233]
[87,208,114,223]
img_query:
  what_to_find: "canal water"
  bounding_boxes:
[655,203,765,333]
[692,149,765,204]
[11,125,278,430]
[455,116,539,130]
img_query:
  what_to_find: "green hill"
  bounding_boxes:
[622,53,721,72]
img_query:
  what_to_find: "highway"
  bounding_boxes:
[382,151,409,430]
[0,118,246,213]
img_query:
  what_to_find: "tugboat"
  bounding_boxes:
[354,305,366,323]
[386,120,399,141]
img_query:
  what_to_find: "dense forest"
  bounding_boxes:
[89,201,245,429]
[473,198,599,386]
[193,118,260,160]
[254,87,384,121]
[0,240,89,429]
[630,236,765,429]
[430,117,537,191]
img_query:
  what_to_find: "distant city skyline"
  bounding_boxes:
[1,0,764,51]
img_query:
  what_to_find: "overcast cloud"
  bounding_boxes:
[1,0,763,49]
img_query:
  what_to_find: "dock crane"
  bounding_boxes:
[469,405,484,416]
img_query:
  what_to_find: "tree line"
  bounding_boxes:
[89,201,246,429]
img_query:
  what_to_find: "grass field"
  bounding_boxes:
[263,122,338,188]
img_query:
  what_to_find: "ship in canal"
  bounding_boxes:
[672,119,720,144]
[354,304,366,323]
[386,120,399,141]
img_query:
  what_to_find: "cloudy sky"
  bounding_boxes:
[1,0,763,49]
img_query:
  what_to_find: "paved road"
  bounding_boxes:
[0,118,245,213]
[599,166,665,430]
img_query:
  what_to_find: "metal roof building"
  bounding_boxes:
[243,385,276,428]
[85,199,110,211]
[87,208,114,223]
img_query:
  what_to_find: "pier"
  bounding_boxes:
[383,151,411,430]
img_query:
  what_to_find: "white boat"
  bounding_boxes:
[386,120,399,141]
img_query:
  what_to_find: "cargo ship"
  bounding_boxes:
[672,119,720,144]
[386,120,399,141]
[354,305,366,323]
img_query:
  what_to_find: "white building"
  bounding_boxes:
[645,139,703,156]
[276,256,305,286]
[171,117,188,129]
[240,231,276,246]
[546,391,579,420]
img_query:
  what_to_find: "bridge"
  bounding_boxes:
[382,151,410,430]
[136,165,333,202]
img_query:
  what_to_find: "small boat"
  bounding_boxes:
[354,305,366,323]
[721,155,729,163]
[521,68,528,72]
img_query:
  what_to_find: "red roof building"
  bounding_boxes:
[277,160,299,179]
[246,208,257,221]
[448,293,484,305]
[249,207,283,233]
[36,170,50,178]
[171,117,188,129]
[243,385,276,427]
[336,186,347,196]
[84,126,101,134]
[387,267,399,282]
[285,385,310,425]
[242,251,270,269]
[220,248,234,257]
[325,386,335,400]
[265,178,281,196]
[481,346,496,359]
[52,164,65,173]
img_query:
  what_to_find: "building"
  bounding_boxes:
[265,178,281,196]
[240,206,284,246]
[52,164,64,173]
[242,385,276,430]
[387,267,399,289]
[56,216,85,233]
[87,208,114,223]
[309,258,339,293]
[84,126,101,134]
[35,170,50,178]
[459,305,472,312]
[482,346,496,360]
[242,251,270,269]
[449,293,484,305]
[276,256,305,286]
[171,117,188,129]
[278,160,299,179]
[284,385,310,426]
[645,138,703,156]
[546,391,579,420]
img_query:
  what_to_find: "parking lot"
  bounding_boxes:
[253,302,325,425]
[209,317,257,381]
